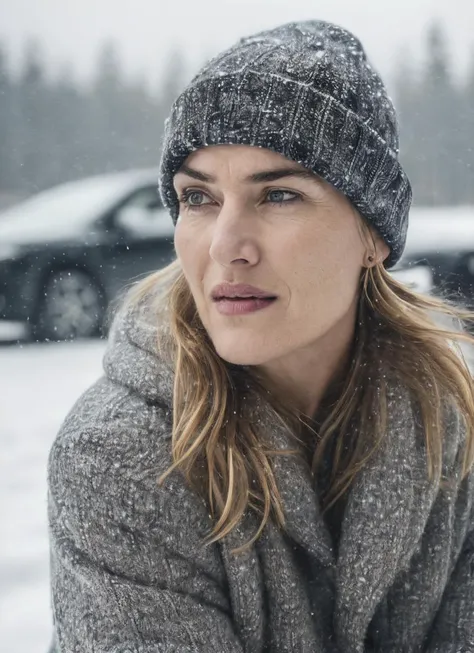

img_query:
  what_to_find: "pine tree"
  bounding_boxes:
[418,22,460,205]
[16,39,50,193]
[393,45,422,204]
[48,64,86,183]
[88,41,127,174]
[462,45,474,203]
[122,74,161,169]
[0,41,13,193]
[157,49,187,129]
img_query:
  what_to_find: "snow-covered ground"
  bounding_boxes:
[0,333,106,653]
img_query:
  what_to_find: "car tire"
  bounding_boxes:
[32,268,106,342]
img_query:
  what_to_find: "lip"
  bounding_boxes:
[211,282,277,301]
[214,297,277,316]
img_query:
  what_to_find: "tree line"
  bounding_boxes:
[0,40,187,201]
[395,23,474,205]
[0,22,473,207]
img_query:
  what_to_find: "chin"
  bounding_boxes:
[216,348,269,367]
[211,335,274,367]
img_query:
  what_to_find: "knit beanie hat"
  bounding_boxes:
[159,20,412,268]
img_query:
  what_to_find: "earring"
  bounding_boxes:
[366,253,375,266]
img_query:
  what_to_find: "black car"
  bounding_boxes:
[0,168,176,341]
[398,206,474,306]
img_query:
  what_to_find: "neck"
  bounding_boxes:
[258,305,357,421]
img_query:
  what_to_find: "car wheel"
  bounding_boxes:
[32,268,106,342]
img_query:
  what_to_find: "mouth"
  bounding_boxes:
[210,282,278,310]
[213,295,277,301]
[213,296,277,316]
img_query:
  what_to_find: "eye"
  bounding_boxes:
[179,189,213,208]
[266,189,300,204]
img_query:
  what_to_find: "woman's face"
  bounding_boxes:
[173,145,376,367]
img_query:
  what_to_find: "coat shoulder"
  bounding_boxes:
[48,374,173,484]
[47,375,215,568]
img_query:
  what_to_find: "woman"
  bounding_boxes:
[47,20,474,653]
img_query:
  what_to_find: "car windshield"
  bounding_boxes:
[0,173,144,240]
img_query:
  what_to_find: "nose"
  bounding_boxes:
[209,202,260,267]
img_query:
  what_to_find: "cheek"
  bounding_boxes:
[173,221,189,263]
[174,225,205,293]
[287,227,363,313]
[174,225,218,331]
[174,222,202,268]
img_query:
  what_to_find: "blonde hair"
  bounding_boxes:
[124,255,474,553]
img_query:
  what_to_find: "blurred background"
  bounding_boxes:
[1,0,474,650]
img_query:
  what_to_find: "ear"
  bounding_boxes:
[375,235,390,264]
[365,232,390,267]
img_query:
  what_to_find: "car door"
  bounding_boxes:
[102,185,177,299]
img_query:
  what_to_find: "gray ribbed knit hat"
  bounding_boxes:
[159,20,412,268]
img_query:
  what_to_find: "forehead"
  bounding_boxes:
[181,144,307,177]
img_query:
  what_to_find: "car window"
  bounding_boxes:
[114,186,174,239]
[0,173,152,243]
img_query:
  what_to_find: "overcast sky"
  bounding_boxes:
[1,0,473,92]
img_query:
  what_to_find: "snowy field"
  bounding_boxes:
[0,328,106,653]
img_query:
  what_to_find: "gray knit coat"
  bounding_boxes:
[47,296,474,653]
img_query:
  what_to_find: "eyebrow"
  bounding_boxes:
[178,164,319,184]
